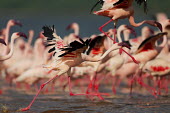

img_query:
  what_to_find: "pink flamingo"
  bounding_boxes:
[126,32,168,96]
[0,32,27,61]
[92,0,162,43]
[63,22,80,45]
[143,58,170,95]
[20,25,130,111]
[2,20,22,55]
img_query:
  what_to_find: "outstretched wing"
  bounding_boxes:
[42,25,64,55]
[42,25,55,40]
[59,39,91,57]
[113,0,129,8]
[90,0,104,13]
[86,35,106,55]
[136,32,167,54]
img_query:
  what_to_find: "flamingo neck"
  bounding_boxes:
[5,23,11,45]
[117,29,123,43]
[159,35,167,48]
[129,15,145,27]
[74,26,79,36]
[0,34,16,61]
[123,31,130,41]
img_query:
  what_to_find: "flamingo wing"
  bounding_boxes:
[135,32,167,54]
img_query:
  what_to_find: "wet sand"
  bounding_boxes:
[0,80,170,113]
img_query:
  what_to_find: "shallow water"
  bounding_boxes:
[0,80,170,113]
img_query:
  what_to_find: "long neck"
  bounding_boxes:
[5,23,11,45]
[28,31,34,45]
[3,23,11,55]
[159,35,167,48]
[99,44,121,60]
[0,35,16,61]
[117,29,123,42]
[74,26,79,36]
[123,31,130,41]
[129,14,146,27]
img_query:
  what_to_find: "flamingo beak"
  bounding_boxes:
[17,32,27,39]
[118,41,131,49]
[12,20,22,27]
[66,24,72,30]
[125,25,137,37]
[0,39,6,46]
[155,21,162,32]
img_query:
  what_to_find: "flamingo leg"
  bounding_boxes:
[68,76,104,98]
[21,75,59,111]
[99,19,116,43]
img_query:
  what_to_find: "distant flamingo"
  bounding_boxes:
[92,0,162,43]
[0,32,27,61]
[2,20,22,55]
[63,22,80,45]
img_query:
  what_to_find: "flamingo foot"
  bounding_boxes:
[21,107,30,111]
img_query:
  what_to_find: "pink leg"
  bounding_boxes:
[129,76,135,97]
[121,49,139,64]
[137,77,157,98]
[16,82,21,89]
[21,75,59,111]
[112,76,117,94]
[68,76,106,100]
[99,19,116,43]
[0,90,2,94]
[68,76,97,96]
[157,79,161,95]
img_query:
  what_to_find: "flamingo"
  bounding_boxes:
[91,0,162,43]
[0,32,27,61]
[126,32,168,96]
[20,25,130,111]
[6,32,45,83]
[2,20,22,55]
[143,58,170,95]
[63,22,80,45]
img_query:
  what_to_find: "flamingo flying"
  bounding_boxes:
[91,0,162,43]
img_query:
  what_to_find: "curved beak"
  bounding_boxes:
[17,32,27,39]
[126,25,137,37]
[155,21,162,32]
[0,39,6,46]
[12,20,22,27]
[66,24,72,30]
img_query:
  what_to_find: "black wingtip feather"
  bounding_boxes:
[48,47,55,53]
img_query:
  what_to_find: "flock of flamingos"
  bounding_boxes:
[0,0,170,111]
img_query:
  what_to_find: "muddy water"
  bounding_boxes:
[0,81,170,113]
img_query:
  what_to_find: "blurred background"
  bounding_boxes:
[0,0,169,40]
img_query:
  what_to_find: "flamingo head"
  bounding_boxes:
[118,41,131,49]
[17,32,27,39]
[124,25,137,37]
[153,21,162,32]
[66,23,78,30]
[0,39,6,46]
[11,20,22,27]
